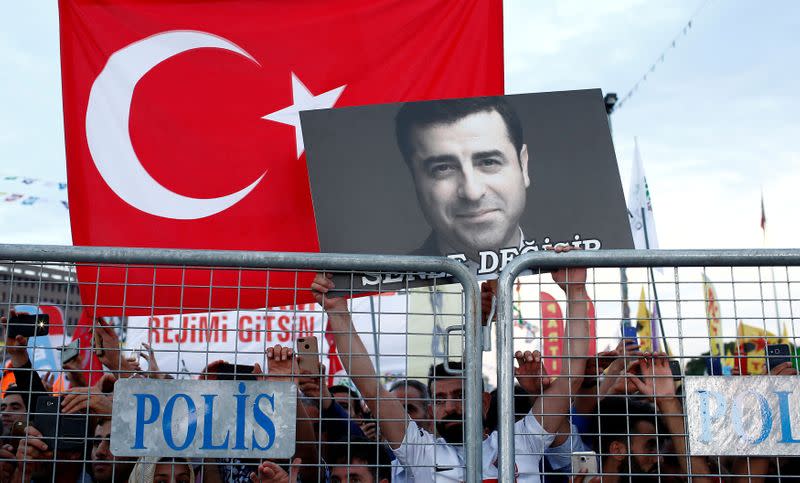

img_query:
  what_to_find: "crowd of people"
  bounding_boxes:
[0,267,798,482]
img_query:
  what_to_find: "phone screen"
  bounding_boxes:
[767,344,791,371]
[7,313,49,338]
[621,325,638,345]
[32,396,88,452]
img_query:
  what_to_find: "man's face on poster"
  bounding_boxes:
[406,110,530,260]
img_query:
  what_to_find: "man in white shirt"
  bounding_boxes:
[311,252,591,482]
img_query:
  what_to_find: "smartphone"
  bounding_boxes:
[60,339,81,365]
[7,313,49,339]
[621,325,638,346]
[32,396,88,452]
[571,451,598,475]
[767,344,791,371]
[669,359,682,381]
[1,421,27,450]
[210,363,257,381]
[296,336,320,374]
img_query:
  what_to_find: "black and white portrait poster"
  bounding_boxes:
[301,89,633,289]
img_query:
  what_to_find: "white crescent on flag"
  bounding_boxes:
[85,30,266,220]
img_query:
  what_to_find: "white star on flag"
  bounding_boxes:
[262,73,346,158]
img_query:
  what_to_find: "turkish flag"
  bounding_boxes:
[70,310,106,387]
[59,0,503,315]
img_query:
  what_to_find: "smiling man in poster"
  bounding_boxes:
[395,97,531,264]
[301,90,633,288]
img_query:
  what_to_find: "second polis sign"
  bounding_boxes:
[686,376,800,456]
[111,379,296,458]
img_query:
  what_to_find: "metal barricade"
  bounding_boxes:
[0,244,484,483]
[496,248,800,482]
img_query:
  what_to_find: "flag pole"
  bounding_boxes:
[641,206,670,354]
[605,94,631,334]
[762,191,783,340]
[621,267,631,328]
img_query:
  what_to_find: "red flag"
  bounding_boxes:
[59,0,504,315]
[540,292,564,375]
[71,310,106,386]
[324,318,344,387]
[760,192,767,232]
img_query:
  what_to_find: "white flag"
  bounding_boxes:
[627,138,659,249]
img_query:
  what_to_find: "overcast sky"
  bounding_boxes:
[2,1,798,247]
[1,1,798,356]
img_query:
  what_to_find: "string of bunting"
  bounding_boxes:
[0,174,69,209]
[1,175,67,190]
[615,0,712,111]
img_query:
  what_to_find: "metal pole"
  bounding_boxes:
[621,267,631,326]
[604,95,632,334]
[762,196,782,334]
[368,295,381,380]
[496,257,519,481]
[641,207,670,355]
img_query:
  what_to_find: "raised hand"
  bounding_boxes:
[139,342,165,379]
[16,425,52,464]
[249,457,301,482]
[769,361,798,376]
[267,344,298,382]
[61,373,116,415]
[515,350,549,395]
[93,318,139,375]
[310,273,348,312]
[629,353,676,401]
[548,245,587,295]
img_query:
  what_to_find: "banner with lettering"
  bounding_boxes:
[540,292,564,375]
[703,274,723,357]
[686,376,800,456]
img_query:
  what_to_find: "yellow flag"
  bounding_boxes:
[702,274,723,357]
[737,321,776,375]
[779,322,791,345]
[636,287,653,352]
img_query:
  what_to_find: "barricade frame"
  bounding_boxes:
[495,248,800,481]
[0,244,484,483]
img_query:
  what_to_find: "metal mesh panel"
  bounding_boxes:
[0,246,481,483]
[5,246,800,482]
[495,249,800,482]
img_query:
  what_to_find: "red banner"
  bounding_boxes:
[540,292,564,375]
[540,293,596,375]
[59,0,503,314]
[588,299,597,356]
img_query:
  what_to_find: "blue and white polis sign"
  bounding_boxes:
[111,379,296,458]
[686,376,800,456]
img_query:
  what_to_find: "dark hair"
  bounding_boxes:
[328,435,391,480]
[395,97,525,164]
[427,361,465,397]
[328,385,365,417]
[329,385,361,400]
[591,396,662,457]
[388,378,430,407]
[3,384,29,411]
